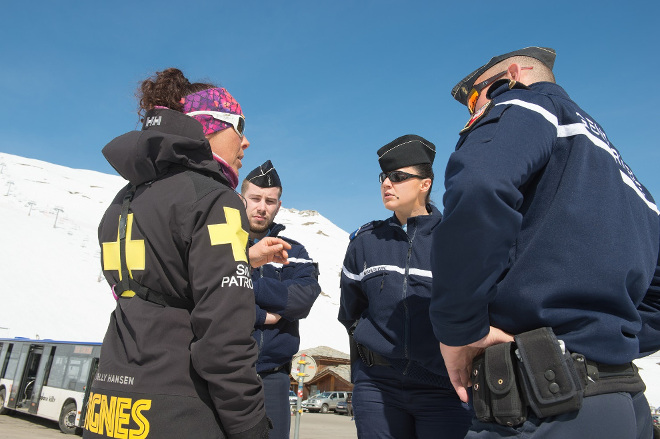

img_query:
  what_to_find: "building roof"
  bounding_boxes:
[307,364,352,387]
[296,345,349,360]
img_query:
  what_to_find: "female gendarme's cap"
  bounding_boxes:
[377,135,436,173]
[451,46,556,107]
[245,160,281,188]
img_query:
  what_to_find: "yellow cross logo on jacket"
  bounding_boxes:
[207,207,248,262]
[102,213,145,280]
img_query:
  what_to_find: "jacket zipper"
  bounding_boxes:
[396,220,416,374]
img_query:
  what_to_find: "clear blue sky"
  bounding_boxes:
[2,1,658,232]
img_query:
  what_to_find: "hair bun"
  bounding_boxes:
[137,68,216,121]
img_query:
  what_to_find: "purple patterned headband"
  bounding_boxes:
[182,87,243,136]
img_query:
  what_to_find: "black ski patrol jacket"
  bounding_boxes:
[85,109,268,439]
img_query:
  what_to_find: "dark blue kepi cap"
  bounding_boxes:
[377,135,436,173]
[245,160,281,188]
[451,46,556,107]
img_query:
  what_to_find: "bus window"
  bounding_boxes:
[46,346,94,392]
[46,353,67,388]
[1,344,13,377]
[64,358,82,391]
[2,345,19,380]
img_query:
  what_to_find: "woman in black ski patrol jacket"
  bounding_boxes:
[86,69,288,439]
[338,135,473,439]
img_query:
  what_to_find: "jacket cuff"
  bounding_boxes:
[255,306,267,326]
[228,414,270,439]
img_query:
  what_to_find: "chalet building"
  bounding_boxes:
[290,346,352,399]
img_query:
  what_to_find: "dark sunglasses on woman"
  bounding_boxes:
[379,170,424,184]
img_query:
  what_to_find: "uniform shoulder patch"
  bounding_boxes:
[349,220,383,241]
[459,101,493,135]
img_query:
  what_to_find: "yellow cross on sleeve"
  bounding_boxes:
[207,207,248,262]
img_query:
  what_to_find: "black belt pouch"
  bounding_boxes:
[472,342,527,427]
[515,328,584,418]
[471,352,493,423]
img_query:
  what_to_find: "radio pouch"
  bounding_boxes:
[514,327,584,418]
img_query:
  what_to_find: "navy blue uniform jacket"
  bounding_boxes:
[430,81,660,365]
[339,206,451,385]
[251,223,321,373]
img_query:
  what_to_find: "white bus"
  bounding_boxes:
[0,337,101,434]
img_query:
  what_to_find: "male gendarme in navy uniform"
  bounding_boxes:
[240,160,321,439]
[338,135,473,439]
[430,47,660,438]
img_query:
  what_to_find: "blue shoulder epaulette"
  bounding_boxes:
[349,220,384,241]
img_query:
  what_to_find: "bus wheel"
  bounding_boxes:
[58,402,80,435]
[0,388,9,415]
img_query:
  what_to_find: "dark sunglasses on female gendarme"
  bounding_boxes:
[379,170,424,184]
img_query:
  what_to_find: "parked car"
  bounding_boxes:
[289,390,298,406]
[653,414,659,426]
[301,391,352,414]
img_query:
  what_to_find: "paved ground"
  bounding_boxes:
[0,410,64,438]
[291,411,358,439]
[0,409,358,438]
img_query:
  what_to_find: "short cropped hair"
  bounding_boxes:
[491,55,556,84]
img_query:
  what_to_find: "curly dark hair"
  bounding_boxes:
[137,68,216,120]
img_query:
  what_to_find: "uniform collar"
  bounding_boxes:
[487,80,568,101]
[389,204,442,233]
[250,222,285,245]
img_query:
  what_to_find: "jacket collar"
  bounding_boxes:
[102,109,228,186]
[268,222,285,237]
[488,80,569,101]
[141,108,206,140]
[388,204,442,233]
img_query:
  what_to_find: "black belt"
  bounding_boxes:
[582,358,645,397]
[354,342,391,367]
[258,363,290,376]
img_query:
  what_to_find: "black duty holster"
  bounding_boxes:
[348,321,390,369]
